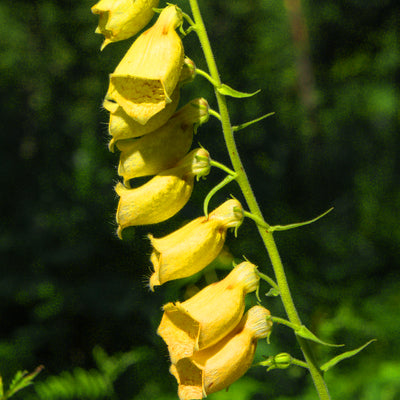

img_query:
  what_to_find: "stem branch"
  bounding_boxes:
[188,1,331,398]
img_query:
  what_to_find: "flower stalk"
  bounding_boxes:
[187,0,331,398]
[89,0,359,397]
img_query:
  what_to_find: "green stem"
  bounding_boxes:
[188,1,331,399]
[208,108,222,121]
[209,159,236,176]
[243,210,271,230]
[257,271,279,292]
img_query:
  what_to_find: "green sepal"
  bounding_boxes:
[217,84,261,98]
[295,326,344,348]
[255,282,261,302]
[233,112,275,132]
[233,205,244,238]
[0,375,4,398]
[320,339,376,372]
[270,207,334,233]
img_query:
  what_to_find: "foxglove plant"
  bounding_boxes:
[92,1,374,399]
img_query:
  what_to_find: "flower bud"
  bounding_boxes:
[158,262,259,364]
[106,5,184,124]
[148,199,244,290]
[91,0,160,50]
[115,148,210,238]
[271,353,292,370]
[170,306,272,400]
[117,98,209,182]
[178,57,197,86]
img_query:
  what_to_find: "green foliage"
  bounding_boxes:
[321,340,376,372]
[0,367,43,400]
[216,84,261,98]
[32,347,149,400]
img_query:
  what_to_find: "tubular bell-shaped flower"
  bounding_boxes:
[91,0,160,50]
[106,5,184,124]
[106,87,180,152]
[149,199,244,291]
[158,261,259,364]
[115,148,210,238]
[117,98,209,182]
[106,57,197,152]
[170,306,272,400]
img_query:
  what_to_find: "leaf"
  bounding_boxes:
[5,366,43,399]
[233,112,275,132]
[295,326,344,347]
[320,339,377,372]
[217,84,260,98]
[270,208,334,232]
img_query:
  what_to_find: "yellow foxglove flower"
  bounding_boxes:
[170,306,272,400]
[106,57,196,152]
[149,199,244,291]
[115,148,210,238]
[117,98,209,182]
[158,261,259,364]
[91,0,160,50]
[106,87,180,152]
[106,5,184,124]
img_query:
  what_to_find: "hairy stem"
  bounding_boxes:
[188,0,331,399]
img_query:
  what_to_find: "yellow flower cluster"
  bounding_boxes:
[92,2,272,398]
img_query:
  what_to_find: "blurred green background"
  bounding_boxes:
[1,0,399,399]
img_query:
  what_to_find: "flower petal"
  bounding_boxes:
[106,5,184,123]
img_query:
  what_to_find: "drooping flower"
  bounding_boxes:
[91,0,160,50]
[115,148,210,238]
[106,57,197,152]
[149,199,244,291]
[106,86,180,152]
[158,261,259,364]
[106,5,184,124]
[170,306,272,400]
[117,98,209,182]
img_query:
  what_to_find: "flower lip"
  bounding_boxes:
[157,261,260,364]
[106,4,184,123]
[170,305,272,400]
